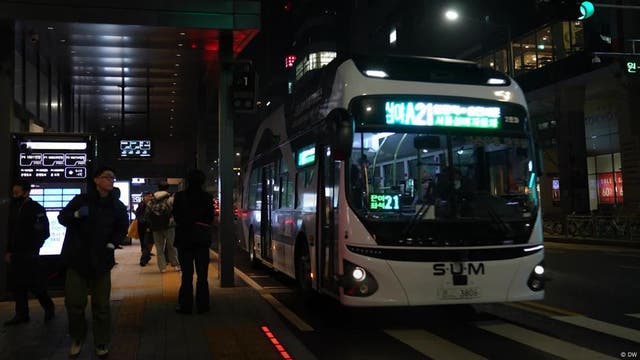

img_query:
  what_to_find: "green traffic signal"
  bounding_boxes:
[579,1,595,20]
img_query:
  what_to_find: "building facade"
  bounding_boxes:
[252,0,640,218]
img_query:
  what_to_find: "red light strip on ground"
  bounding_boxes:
[261,326,292,359]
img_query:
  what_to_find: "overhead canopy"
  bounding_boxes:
[3,1,259,141]
[0,1,260,29]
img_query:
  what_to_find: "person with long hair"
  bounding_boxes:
[58,166,128,358]
[172,169,214,314]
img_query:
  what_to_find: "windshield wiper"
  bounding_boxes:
[401,202,432,241]
[486,205,513,236]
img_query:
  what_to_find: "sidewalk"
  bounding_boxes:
[544,234,640,248]
[0,242,315,360]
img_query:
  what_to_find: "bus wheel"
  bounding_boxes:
[295,241,313,296]
[249,229,259,267]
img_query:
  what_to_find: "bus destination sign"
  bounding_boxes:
[385,101,501,129]
[369,193,400,211]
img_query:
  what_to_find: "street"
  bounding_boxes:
[220,239,640,359]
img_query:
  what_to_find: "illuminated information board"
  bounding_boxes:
[384,101,501,129]
[18,141,88,181]
[120,139,151,158]
[369,193,400,211]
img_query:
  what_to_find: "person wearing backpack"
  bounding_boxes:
[135,191,154,266]
[145,182,179,272]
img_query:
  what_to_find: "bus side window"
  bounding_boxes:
[305,169,315,188]
[294,172,299,209]
[281,173,295,209]
[278,176,283,209]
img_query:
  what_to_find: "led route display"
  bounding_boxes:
[385,101,501,129]
[369,193,400,211]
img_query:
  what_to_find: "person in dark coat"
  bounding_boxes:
[135,191,154,266]
[58,166,128,358]
[172,169,214,314]
[3,179,54,326]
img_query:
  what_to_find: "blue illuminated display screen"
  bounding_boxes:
[369,193,400,211]
[384,101,501,129]
[30,186,83,256]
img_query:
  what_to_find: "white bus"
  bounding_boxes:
[238,55,544,306]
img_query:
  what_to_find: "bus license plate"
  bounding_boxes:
[438,287,480,300]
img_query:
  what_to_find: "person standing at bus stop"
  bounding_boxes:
[145,182,179,273]
[135,191,154,266]
[172,169,214,314]
[58,166,128,358]
[3,179,55,326]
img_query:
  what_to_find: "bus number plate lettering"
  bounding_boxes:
[438,287,480,300]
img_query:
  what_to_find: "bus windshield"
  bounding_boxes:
[348,132,538,244]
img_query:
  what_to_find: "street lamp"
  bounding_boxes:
[444,9,459,21]
[443,9,514,77]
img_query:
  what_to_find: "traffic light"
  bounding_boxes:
[554,0,595,21]
[579,1,595,20]
[231,61,257,114]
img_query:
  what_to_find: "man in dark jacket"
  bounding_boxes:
[4,179,54,326]
[58,166,128,358]
[172,169,214,314]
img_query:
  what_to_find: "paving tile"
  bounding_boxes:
[0,239,307,360]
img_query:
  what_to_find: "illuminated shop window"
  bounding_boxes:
[587,153,623,210]
[536,27,554,67]
[475,21,584,77]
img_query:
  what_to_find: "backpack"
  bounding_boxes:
[148,196,172,231]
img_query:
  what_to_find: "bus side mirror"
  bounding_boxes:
[326,109,353,160]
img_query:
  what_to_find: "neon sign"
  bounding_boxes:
[384,101,500,129]
[369,193,400,211]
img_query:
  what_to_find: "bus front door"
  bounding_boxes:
[260,163,275,261]
[317,146,340,296]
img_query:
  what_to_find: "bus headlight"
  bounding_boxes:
[527,261,545,291]
[352,267,366,282]
[342,260,378,297]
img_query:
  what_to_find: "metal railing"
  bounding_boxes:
[543,215,640,241]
